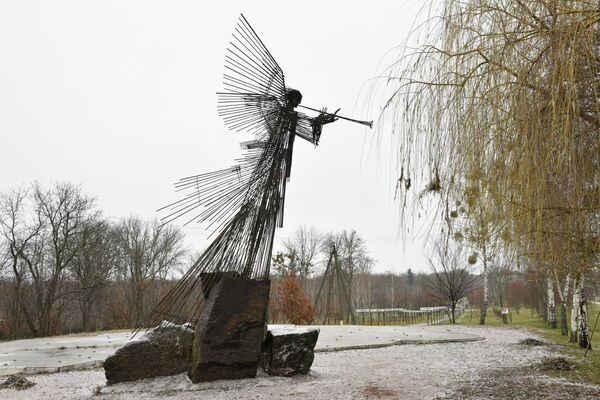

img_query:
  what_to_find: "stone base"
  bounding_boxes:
[199,271,240,300]
[104,322,193,385]
[260,327,319,376]
[189,276,270,382]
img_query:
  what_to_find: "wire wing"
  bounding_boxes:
[217,14,287,138]
[157,147,265,231]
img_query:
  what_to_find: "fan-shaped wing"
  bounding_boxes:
[217,14,287,138]
[157,147,265,231]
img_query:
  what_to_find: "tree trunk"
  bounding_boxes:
[132,283,145,327]
[547,276,557,329]
[576,275,590,349]
[13,268,37,336]
[451,304,456,324]
[38,300,53,337]
[80,301,92,332]
[479,262,488,325]
[7,282,23,339]
[560,274,571,336]
[570,275,579,343]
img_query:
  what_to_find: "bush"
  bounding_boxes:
[278,271,314,325]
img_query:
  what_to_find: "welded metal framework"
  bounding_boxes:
[140,14,336,328]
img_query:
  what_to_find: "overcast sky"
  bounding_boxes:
[0,0,434,273]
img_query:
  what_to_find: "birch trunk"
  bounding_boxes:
[479,262,488,325]
[576,275,590,349]
[559,274,571,336]
[547,276,557,328]
[570,275,579,343]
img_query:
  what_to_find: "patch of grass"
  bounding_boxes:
[538,356,576,372]
[457,306,550,327]
[519,338,546,346]
[457,304,600,384]
[0,374,36,390]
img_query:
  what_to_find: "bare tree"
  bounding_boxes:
[0,242,8,277]
[427,240,479,323]
[352,254,374,309]
[114,217,186,326]
[70,219,118,331]
[0,186,42,336]
[283,225,322,281]
[489,262,514,309]
[29,182,97,336]
[340,229,365,278]
[0,183,98,336]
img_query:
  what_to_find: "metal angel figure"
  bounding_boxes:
[139,14,371,329]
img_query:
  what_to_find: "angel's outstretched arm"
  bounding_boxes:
[295,108,340,145]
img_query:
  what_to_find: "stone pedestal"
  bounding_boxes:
[189,276,270,382]
[199,271,240,299]
[260,327,319,376]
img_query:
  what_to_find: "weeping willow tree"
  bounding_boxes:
[381,1,600,346]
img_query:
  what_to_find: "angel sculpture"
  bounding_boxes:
[139,15,371,335]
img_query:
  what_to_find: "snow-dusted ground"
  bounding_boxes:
[1,325,589,400]
[0,324,479,375]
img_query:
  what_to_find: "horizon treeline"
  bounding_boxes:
[1,182,598,340]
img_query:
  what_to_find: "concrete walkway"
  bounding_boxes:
[0,324,481,375]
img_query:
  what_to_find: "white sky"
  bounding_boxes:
[0,0,433,273]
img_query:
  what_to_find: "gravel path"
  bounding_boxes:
[2,325,598,400]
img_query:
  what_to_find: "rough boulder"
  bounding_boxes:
[260,327,319,376]
[104,322,193,385]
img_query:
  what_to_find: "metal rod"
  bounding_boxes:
[297,105,373,129]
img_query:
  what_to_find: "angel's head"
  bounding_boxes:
[285,88,302,109]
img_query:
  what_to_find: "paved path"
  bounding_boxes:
[0,324,480,375]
